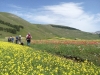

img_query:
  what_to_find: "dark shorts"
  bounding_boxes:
[27,40,31,43]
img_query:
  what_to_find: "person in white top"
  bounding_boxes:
[18,35,22,44]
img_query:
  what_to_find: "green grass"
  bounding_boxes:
[30,43,100,66]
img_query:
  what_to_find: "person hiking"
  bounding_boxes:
[26,33,32,46]
[11,36,14,43]
[18,35,22,44]
[15,36,19,44]
[8,37,11,42]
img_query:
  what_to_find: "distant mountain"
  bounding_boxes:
[95,31,100,34]
[0,12,99,39]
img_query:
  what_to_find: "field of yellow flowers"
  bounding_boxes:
[0,41,100,75]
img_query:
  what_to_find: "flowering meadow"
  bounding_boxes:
[0,41,100,75]
[31,39,100,66]
[31,39,100,45]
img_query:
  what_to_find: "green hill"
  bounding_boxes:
[0,12,99,39]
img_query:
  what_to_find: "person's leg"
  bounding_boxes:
[16,40,17,44]
[27,40,30,46]
[19,39,21,44]
[27,40,29,45]
[28,42,30,45]
[17,40,18,44]
[28,40,31,45]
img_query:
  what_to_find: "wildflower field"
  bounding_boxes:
[0,40,100,75]
[31,39,100,66]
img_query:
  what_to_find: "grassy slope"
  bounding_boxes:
[34,24,99,39]
[0,12,99,39]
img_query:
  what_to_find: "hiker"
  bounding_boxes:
[26,33,32,46]
[8,37,11,42]
[11,36,14,43]
[15,36,19,44]
[18,35,22,44]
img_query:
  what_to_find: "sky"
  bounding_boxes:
[0,0,100,32]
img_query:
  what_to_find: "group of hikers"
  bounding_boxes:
[8,33,32,46]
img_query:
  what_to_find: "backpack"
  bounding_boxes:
[16,36,18,40]
[27,34,31,39]
[8,37,11,42]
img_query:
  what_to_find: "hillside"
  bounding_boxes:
[0,12,99,39]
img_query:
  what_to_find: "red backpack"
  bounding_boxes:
[27,34,31,39]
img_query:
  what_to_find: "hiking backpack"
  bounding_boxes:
[27,35,31,39]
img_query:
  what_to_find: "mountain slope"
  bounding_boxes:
[33,24,99,39]
[0,12,99,39]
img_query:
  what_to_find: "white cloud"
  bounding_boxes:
[44,2,84,18]
[10,2,100,32]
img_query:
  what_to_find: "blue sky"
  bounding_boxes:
[0,0,100,32]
